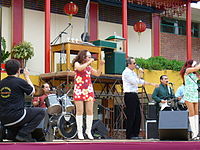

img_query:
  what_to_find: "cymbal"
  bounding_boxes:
[34,85,43,97]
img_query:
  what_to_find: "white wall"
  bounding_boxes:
[128,26,152,58]
[2,7,12,55]
[24,9,85,74]
[24,9,44,75]
[3,7,152,75]
[99,21,152,58]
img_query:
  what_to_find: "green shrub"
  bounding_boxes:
[135,56,184,71]
[11,41,34,61]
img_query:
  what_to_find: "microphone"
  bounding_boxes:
[168,82,174,85]
[50,87,57,92]
[135,64,144,72]
[61,31,68,35]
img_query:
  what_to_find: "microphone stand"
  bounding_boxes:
[50,23,71,45]
[168,83,177,110]
[50,23,71,71]
[82,0,90,42]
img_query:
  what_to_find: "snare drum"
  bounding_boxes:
[45,94,62,115]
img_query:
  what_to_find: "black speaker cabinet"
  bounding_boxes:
[147,102,157,120]
[159,111,188,140]
[92,120,109,139]
[146,120,159,139]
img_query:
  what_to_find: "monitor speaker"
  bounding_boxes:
[92,120,109,139]
[159,111,188,140]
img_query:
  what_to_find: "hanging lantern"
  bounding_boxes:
[134,20,146,33]
[64,1,78,21]
[133,20,146,41]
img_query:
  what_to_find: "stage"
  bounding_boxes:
[39,71,126,138]
[1,139,200,150]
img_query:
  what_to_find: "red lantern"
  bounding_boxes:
[133,20,146,41]
[64,2,78,16]
[133,20,146,33]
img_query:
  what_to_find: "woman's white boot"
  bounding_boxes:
[76,115,84,140]
[189,116,197,140]
[85,115,94,140]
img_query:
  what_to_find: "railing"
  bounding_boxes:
[161,23,200,38]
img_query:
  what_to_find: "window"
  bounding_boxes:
[161,17,200,38]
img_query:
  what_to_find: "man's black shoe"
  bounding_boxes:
[16,134,36,142]
[130,136,143,140]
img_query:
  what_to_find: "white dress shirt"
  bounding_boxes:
[122,67,145,93]
[175,85,185,103]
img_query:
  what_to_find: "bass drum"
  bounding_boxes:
[57,113,77,139]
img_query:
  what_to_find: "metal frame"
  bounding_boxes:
[40,71,150,139]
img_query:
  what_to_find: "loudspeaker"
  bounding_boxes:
[146,120,159,139]
[159,111,188,140]
[92,120,109,139]
[105,51,126,74]
[147,103,157,120]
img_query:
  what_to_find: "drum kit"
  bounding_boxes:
[33,85,77,140]
[44,93,77,140]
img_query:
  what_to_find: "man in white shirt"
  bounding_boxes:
[122,57,157,139]
[175,84,185,104]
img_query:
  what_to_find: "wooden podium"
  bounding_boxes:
[51,42,101,72]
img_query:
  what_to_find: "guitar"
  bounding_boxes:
[159,98,177,111]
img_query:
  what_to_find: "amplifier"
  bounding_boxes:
[147,102,157,120]
[146,120,159,139]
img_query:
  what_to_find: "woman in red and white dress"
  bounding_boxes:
[72,50,104,140]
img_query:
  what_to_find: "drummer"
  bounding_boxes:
[175,82,187,110]
[32,83,50,108]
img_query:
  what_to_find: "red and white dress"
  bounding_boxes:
[73,66,95,101]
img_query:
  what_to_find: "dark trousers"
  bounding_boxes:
[124,92,141,139]
[6,107,45,139]
[36,108,49,130]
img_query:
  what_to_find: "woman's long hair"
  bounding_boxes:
[180,59,198,80]
[72,50,88,68]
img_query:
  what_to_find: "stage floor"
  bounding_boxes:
[1,139,200,150]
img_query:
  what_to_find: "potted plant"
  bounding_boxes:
[0,37,10,72]
[11,41,34,67]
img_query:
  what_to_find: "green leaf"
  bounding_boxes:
[135,56,184,71]
[0,37,10,63]
[11,41,34,61]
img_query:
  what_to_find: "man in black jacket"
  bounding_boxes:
[0,59,45,142]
